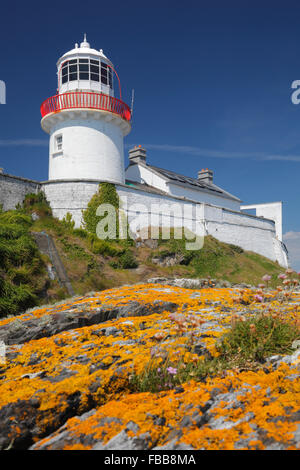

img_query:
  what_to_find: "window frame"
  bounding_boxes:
[60,58,113,88]
[55,134,63,152]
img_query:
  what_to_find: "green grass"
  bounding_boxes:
[152,232,283,286]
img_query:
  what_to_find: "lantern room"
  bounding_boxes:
[57,34,115,96]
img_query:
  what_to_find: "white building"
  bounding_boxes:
[0,36,289,268]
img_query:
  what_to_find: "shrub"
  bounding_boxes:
[218,313,300,363]
[82,183,120,236]
[0,211,32,227]
[0,223,27,239]
[110,249,138,269]
[23,192,52,217]
[0,276,38,316]
[59,238,91,261]
[90,239,123,257]
[73,228,88,239]
[0,209,47,317]
[61,212,75,231]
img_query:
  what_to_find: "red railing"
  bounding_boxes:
[40,92,131,122]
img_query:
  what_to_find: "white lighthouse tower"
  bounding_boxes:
[41,35,131,184]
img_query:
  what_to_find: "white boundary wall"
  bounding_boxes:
[42,180,289,268]
[241,202,283,241]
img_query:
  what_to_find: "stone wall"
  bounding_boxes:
[42,179,100,226]
[0,173,41,211]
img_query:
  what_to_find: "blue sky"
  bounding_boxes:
[0,0,299,269]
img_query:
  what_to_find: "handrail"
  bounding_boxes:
[40,92,131,122]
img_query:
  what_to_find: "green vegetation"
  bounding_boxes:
[23,192,52,217]
[151,231,282,286]
[219,313,300,362]
[109,249,138,269]
[130,310,300,393]
[0,210,47,317]
[82,182,120,236]
[0,189,285,317]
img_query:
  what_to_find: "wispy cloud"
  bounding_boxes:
[0,139,48,147]
[126,143,300,162]
[283,231,300,271]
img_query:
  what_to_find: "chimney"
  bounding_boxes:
[129,145,146,165]
[198,168,213,184]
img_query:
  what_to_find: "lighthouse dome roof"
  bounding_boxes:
[57,35,113,67]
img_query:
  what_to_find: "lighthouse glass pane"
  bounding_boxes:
[80,72,89,80]
[69,73,77,81]
[69,65,77,73]
[90,64,99,73]
[79,58,88,63]
[79,64,89,71]
[62,74,68,84]
[90,59,99,65]
[91,73,99,82]
[69,59,77,64]
[62,66,68,76]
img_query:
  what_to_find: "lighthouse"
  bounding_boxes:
[40,35,131,184]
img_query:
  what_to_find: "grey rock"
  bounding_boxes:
[100,326,119,336]
[292,423,300,443]
[0,299,178,345]
[153,439,194,450]
[30,430,70,450]
[266,349,300,368]
[265,442,286,450]
[180,416,192,427]
[95,430,151,450]
[126,421,140,433]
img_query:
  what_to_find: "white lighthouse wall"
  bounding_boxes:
[41,181,289,267]
[49,118,125,183]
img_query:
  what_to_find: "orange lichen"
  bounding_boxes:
[0,283,299,450]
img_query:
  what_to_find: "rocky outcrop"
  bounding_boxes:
[147,277,233,288]
[0,299,178,346]
[0,282,299,450]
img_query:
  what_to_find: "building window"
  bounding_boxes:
[60,58,113,88]
[56,135,63,152]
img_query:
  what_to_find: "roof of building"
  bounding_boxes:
[125,179,169,196]
[126,161,241,203]
[57,35,112,66]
